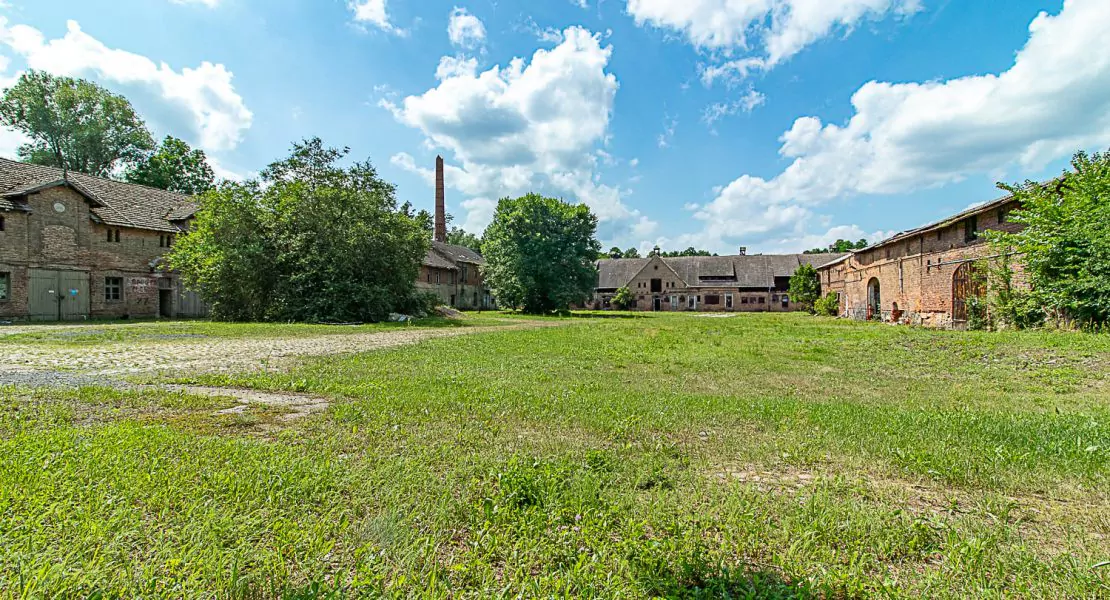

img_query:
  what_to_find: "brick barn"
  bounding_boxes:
[593,251,846,312]
[0,159,208,321]
[414,156,493,310]
[817,193,1023,328]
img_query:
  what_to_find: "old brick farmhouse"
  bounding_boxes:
[0,158,207,321]
[414,156,492,310]
[817,193,1023,328]
[593,251,846,312]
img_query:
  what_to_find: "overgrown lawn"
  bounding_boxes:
[2,313,1108,597]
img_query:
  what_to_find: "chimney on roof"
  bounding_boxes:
[434,155,447,243]
[738,246,747,256]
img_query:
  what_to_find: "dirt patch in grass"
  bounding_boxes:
[164,385,329,422]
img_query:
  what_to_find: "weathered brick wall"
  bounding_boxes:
[0,264,29,319]
[416,264,491,309]
[1,187,178,320]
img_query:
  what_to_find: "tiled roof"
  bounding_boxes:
[423,240,485,270]
[856,190,1027,253]
[431,240,484,265]
[422,247,458,270]
[596,258,650,289]
[596,253,848,290]
[0,158,197,232]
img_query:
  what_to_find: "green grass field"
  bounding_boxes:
[1,313,1108,598]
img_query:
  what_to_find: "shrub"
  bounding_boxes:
[611,286,634,310]
[989,149,1110,330]
[788,264,821,313]
[814,294,840,317]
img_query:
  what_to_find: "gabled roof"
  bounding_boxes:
[0,158,197,232]
[596,252,847,290]
[431,240,484,265]
[423,240,485,270]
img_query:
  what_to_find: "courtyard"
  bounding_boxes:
[1,313,1108,597]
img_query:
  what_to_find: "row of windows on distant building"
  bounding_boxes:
[425,265,471,285]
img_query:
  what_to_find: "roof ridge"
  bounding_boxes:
[0,157,194,203]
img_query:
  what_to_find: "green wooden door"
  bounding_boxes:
[28,269,89,321]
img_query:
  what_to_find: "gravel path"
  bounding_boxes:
[0,324,543,378]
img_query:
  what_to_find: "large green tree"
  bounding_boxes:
[482,193,600,313]
[446,226,483,254]
[788,263,821,312]
[0,70,154,177]
[989,150,1110,329]
[126,136,215,194]
[169,138,430,322]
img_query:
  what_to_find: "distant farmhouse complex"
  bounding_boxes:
[415,156,492,310]
[593,252,846,312]
[0,159,208,321]
[817,194,1023,328]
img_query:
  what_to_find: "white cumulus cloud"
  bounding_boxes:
[678,0,1110,252]
[349,0,406,35]
[448,7,486,49]
[383,27,654,241]
[626,0,922,85]
[0,17,252,153]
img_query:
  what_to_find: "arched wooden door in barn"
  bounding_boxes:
[952,262,985,324]
[866,278,881,320]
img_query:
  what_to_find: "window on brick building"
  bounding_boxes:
[964,215,979,242]
[105,277,122,302]
[0,272,9,300]
[705,294,720,305]
[159,234,174,248]
[107,228,121,243]
[0,215,5,231]
[758,296,766,304]
[999,206,1011,223]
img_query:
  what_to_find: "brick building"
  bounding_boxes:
[817,193,1022,328]
[0,158,207,321]
[593,251,846,312]
[414,156,492,310]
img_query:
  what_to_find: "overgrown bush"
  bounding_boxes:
[967,296,990,331]
[788,264,821,313]
[170,138,428,322]
[814,294,840,317]
[989,149,1110,330]
[611,286,634,310]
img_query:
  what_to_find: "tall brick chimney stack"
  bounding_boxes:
[434,155,447,243]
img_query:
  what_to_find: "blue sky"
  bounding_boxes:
[2,0,1108,254]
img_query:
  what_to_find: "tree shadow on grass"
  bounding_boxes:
[638,561,816,599]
